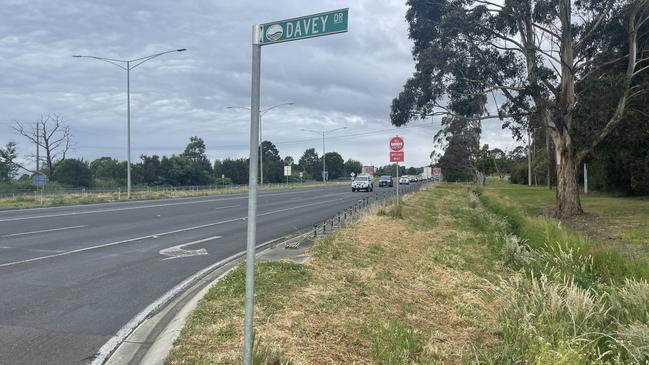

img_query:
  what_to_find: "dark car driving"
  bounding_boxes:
[378,175,393,187]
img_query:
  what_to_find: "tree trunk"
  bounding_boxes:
[554,133,583,218]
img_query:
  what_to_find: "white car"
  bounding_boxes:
[399,176,410,185]
[352,175,373,192]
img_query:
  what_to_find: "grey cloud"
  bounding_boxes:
[1,0,522,169]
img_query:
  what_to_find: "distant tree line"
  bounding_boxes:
[1,133,369,189]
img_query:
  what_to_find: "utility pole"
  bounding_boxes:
[322,131,326,182]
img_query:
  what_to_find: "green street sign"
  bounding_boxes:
[261,8,348,45]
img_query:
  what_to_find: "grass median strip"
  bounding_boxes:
[166,183,649,364]
[167,184,503,364]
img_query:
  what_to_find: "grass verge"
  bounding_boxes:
[167,184,504,364]
[167,183,649,364]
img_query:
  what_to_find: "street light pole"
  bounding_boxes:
[127,61,131,197]
[73,49,187,199]
[227,102,294,185]
[322,131,326,183]
[301,126,347,183]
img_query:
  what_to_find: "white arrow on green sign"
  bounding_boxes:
[261,8,348,45]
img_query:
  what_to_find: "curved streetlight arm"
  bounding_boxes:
[227,106,251,111]
[72,55,127,70]
[260,102,294,116]
[299,128,323,136]
[73,49,186,71]
[325,126,347,135]
[227,102,294,116]
[130,49,187,70]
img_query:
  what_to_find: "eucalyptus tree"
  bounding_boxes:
[392,0,649,217]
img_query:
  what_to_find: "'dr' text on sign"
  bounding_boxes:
[261,8,348,44]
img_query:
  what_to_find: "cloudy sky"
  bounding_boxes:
[1,0,520,171]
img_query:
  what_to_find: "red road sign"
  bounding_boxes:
[389,136,404,152]
[433,167,442,175]
[390,151,404,162]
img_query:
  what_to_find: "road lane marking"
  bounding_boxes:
[1,225,88,238]
[0,197,346,269]
[0,188,346,222]
[89,235,283,365]
[159,235,221,260]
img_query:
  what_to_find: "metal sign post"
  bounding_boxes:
[243,9,348,365]
[390,136,404,208]
[284,165,291,185]
[396,162,399,208]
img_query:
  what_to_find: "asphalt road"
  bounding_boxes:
[0,183,418,364]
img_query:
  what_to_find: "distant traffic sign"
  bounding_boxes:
[283,165,292,176]
[261,8,348,44]
[389,136,404,152]
[390,151,404,162]
[433,167,442,175]
[32,174,47,187]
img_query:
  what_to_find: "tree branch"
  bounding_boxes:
[575,0,614,52]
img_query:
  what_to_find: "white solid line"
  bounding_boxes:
[0,197,345,269]
[0,188,340,222]
[1,225,89,238]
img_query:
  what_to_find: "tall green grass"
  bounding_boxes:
[467,188,649,364]
[479,193,649,283]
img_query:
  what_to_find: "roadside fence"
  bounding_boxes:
[284,181,429,249]
[0,181,349,207]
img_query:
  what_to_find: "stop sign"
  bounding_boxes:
[389,136,404,152]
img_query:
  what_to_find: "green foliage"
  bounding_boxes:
[52,159,92,187]
[371,320,425,365]
[0,142,19,182]
[298,148,320,181]
[468,186,649,363]
[437,118,480,182]
[260,140,283,183]
[140,155,163,185]
[90,156,123,184]
[375,164,409,177]
[221,158,249,185]
[323,152,344,180]
[343,158,363,177]
[392,0,649,216]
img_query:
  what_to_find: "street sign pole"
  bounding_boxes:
[243,10,348,364]
[389,136,404,208]
[395,158,400,208]
[243,24,262,365]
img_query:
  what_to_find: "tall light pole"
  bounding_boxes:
[301,126,347,183]
[73,49,187,199]
[227,102,294,184]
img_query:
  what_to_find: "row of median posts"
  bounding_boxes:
[283,181,427,249]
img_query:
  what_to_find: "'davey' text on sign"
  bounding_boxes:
[261,8,348,44]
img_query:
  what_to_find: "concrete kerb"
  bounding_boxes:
[99,232,304,365]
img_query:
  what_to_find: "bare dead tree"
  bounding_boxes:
[13,113,74,178]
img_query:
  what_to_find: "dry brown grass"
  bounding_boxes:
[167,185,503,364]
[266,212,497,364]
